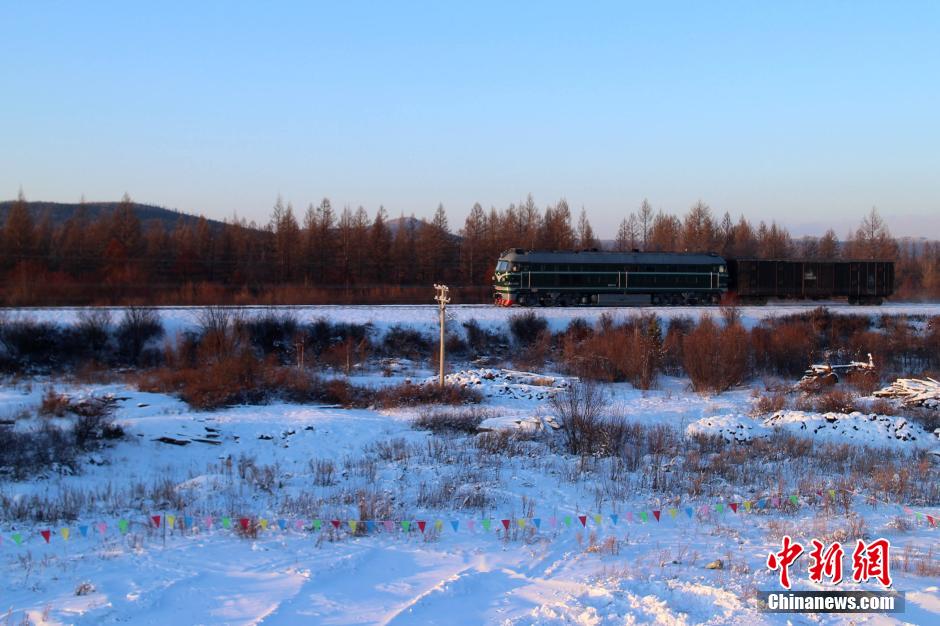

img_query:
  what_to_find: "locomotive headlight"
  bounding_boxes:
[719,265,726,273]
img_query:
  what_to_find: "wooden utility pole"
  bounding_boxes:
[433,284,450,388]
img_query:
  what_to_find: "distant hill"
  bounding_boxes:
[0,200,230,231]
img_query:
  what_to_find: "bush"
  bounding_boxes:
[382,325,431,360]
[0,319,64,370]
[508,311,548,347]
[243,310,298,357]
[462,319,508,356]
[116,307,164,365]
[561,314,662,389]
[811,389,858,414]
[74,309,112,361]
[550,382,610,456]
[413,407,493,434]
[375,382,481,408]
[682,317,749,393]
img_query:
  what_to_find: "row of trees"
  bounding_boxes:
[0,191,936,304]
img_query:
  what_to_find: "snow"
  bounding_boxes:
[688,411,938,449]
[4,301,940,338]
[1,357,939,622]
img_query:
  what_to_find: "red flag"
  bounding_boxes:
[928,514,936,527]
[151,515,161,528]
[239,518,250,531]
[417,520,427,533]
[501,519,510,530]
[578,515,587,527]
[729,503,738,513]
[652,510,661,522]
[41,529,51,543]
[331,520,340,529]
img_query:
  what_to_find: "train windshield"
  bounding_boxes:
[496,260,510,271]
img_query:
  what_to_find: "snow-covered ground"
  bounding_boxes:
[1,365,937,625]
[4,301,940,337]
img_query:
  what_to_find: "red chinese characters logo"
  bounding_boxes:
[808,539,844,584]
[767,537,893,589]
[766,535,804,589]
[851,538,892,587]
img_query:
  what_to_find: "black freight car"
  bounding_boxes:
[729,259,894,304]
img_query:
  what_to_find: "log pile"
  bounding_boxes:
[874,378,940,409]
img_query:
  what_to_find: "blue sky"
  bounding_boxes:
[2,1,938,237]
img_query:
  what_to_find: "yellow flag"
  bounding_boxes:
[260,519,268,530]
[60,527,70,541]
[349,520,358,532]
[668,508,678,519]
[167,515,176,529]
[593,514,602,525]
[517,518,526,528]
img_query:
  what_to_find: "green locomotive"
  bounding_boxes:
[492,249,728,306]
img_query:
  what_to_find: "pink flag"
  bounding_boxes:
[549,516,557,528]
[97,522,107,534]
[467,520,475,532]
[384,520,394,532]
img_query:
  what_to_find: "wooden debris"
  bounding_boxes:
[154,436,191,446]
[797,354,875,391]
[874,377,940,409]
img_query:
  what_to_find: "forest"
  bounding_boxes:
[0,192,936,305]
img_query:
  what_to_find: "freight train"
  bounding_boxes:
[491,249,894,306]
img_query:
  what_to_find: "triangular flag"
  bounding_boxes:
[294,519,304,530]
[549,516,557,528]
[916,512,923,522]
[60,528,70,541]
[533,518,541,529]
[119,519,129,534]
[384,520,394,532]
[97,522,107,534]
[151,515,161,528]
[685,507,693,518]
[205,516,214,529]
[366,520,376,532]
[592,514,602,525]
[401,520,411,532]
[743,501,752,512]
[668,508,677,519]
[789,495,799,506]
[757,498,766,509]
[627,512,634,523]
[349,520,357,532]
[927,514,936,527]
[222,517,231,529]
[278,519,287,530]
[312,519,322,531]
[578,515,587,527]
[563,515,572,527]
[79,525,89,537]
[652,510,661,522]
[609,514,618,525]
[517,518,526,529]
[467,520,475,532]
[259,519,268,530]
[434,520,443,531]
[13,533,22,545]
[639,511,648,522]
[729,503,738,513]
[417,520,427,533]
[167,515,176,529]
[239,518,250,531]
[828,489,836,501]
[41,530,51,543]
[501,519,510,530]
[185,516,194,529]
[482,519,491,531]
[451,520,459,532]
[772,497,781,508]
[715,504,724,514]
[331,519,341,529]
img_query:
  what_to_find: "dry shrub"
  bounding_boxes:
[750,320,817,376]
[812,389,858,414]
[562,314,663,389]
[662,316,693,375]
[513,329,553,370]
[414,407,494,434]
[843,369,879,395]
[375,382,481,409]
[682,317,749,393]
[382,325,431,360]
[548,382,637,457]
[463,319,508,356]
[39,387,70,417]
[116,307,164,365]
[751,391,788,416]
[508,311,549,347]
